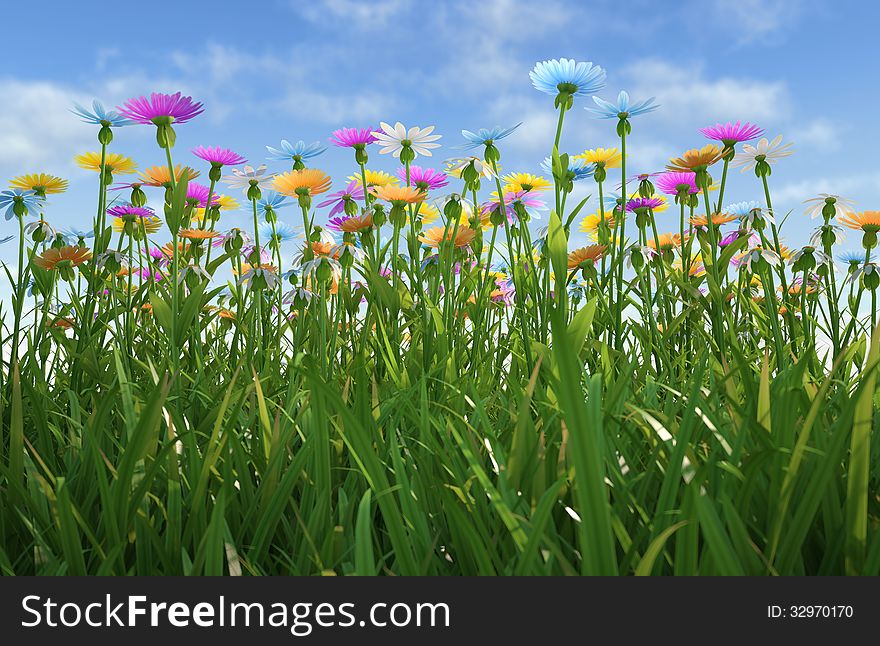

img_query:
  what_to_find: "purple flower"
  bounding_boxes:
[118,92,204,125]
[148,245,169,267]
[330,127,378,148]
[185,182,221,208]
[192,145,247,167]
[626,197,665,212]
[396,165,449,191]
[699,121,764,144]
[720,231,760,248]
[106,204,154,218]
[482,190,545,222]
[655,172,699,196]
[317,181,365,217]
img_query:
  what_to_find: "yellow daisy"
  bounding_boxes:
[112,215,163,234]
[502,172,551,193]
[574,147,622,168]
[75,151,138,175]
[138,165,200,187]
[347,169,399,188]
[10,173,68,195]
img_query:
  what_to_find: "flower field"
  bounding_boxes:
[0,57,878,576]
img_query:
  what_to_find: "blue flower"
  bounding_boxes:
[266,140,327,162]
[62,227,95,243]
[530,58,606,98]
[257,191,293,215]
[259,222,300,243]
[724,200,763,216]
[70,100,133,127]
[586,90,659,119]
[0,189,43,221]
[459,123,522,149]
[839,250,871,265]
[540,157,594,182]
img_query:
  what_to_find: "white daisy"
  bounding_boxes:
[740,247,781,272]
[222,164,275,192]
[731,135,795,173]
[373,122,442,159]
[803,193,856,219]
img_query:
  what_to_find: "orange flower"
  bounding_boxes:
[419,226,476,248]
[838,210,880,232]
[179,228,220,240]
[160,241,191,258]
[49,317,74,330]
[218,309,236,320]
[647,233,683,252]
[273,169,332,197]
[336,212,374,233]
[138,165,200,187]
[666,144,724,172]
[689,212,739,228]
[32,246,92,270]
[567,244,606,269]
[368,185,426,204]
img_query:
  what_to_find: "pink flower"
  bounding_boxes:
[192,146,247,167]
[330,127,378,148]
[318,181,365,217]
[185,183,221,208]
[118,92,204,125]
[698,121,764,144]
[655,172,699,196]
[396,165,449,191]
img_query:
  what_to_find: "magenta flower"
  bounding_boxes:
[626,197,665,212]
[699,121,764,144]
[106,205,154,218]
[330,127,378,148]
[482,190,545,223]
[118,92,204,125]
[655,172,699,196]
[720,231,760,248]
[317,181,365,217]
[397,165,449,191]
[185,182,221,208]
[192,146,247,167]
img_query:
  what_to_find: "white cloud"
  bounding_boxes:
[0,79,94,173]
[623,59,790,125]
[710,0,805,44]
[796,118,842,151]
[771,172,880,206]
[299,0,412,29]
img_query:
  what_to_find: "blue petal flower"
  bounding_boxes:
[540,157,594,182]
[70,100,133,127]
[257,191,293,214]
[839,250,871,264]
[266,140,327,162]
[530,58,606,98]
[259,221,299,242]
[586,90,659,119]
[724,200,763,216]
[0,189,44,221]
[459,123,522,149]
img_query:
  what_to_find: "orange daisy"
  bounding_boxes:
[273,169,332,197]
[838,210,880,233]
[689,212,739,228]
[179,228,220,241]
[647,233,683,252]
[567,244,606,269]
[369,185,426,204]
[32,246,92,270]
[138,165,200,187]
[666,144,724,172]
[419,226,476,248]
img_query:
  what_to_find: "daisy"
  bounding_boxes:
[317,181,364,217]
[75,151,137,175]
[646,233,683,253]
[273,169,332,198]
[32,246,92,278]
[397,165,449,191]
[373,122,442,159]
[655,172,699,197]
[347,169,400,188]
[0,189,43,220]
[179,228,220,241]
[138,165,200,187]
[567,244,606,269]
[24,219,56,241]
[540,157,593,182]
[732,135,795,173]
[502,172,552,193]
[369,185,426,205]
[626,197,668,213]
[803,193,856,220]
[739,247,782,272]
[419,226,476,249]
[223,165,276,193]
[666,144,724,173]
[698,121,764,146]
[530,58,606,99]
[459,123,521,149]
[838,210,880,233]
[258,222,299,245]
[265,140,327,163]
[327,212,374,233]
[118,92,204,125]
[192,146,247,168]
[71,99,133,127]
[185,182,221,208]
[689,212,739,228]
[330,127,378,148]
[586,90,658,119]
[574,148,622,169]
[10,173,68,196]
[445,156,496,179]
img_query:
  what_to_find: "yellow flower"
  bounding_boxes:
[567,245,606,269]
[347,169,399,188]
[413,202,440,225]
[112,215,162,234]
[274,169,332,197]
[574,147,621,168]
[194,194,239,222]
[10,173,68,195]
[419,226,476,248]
[647,233,683,252]
[138,164,200,187]
[502,172,551,193]
[75,151,137,175]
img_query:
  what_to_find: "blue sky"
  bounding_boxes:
[0,0,877,261]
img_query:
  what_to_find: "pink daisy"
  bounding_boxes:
[118,92,204,125]
[699,121,764,144]
[192,146,247,167]
[397,165,449,191]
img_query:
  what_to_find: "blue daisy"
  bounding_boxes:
[586,90,659,119]
[459,123,522,150]
[70,100,133,127]
[266,140,327,162]
[0,189,44,221]
[530,58,606,98]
